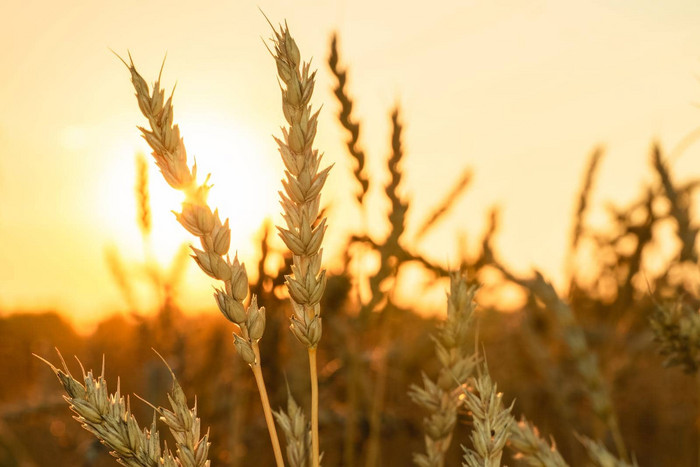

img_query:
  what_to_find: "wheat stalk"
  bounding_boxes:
[136,152,153,239]
[119,53,284,466]
[265,18,329,467]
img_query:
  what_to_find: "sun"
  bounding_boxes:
[179,113,280,254]
[97,112,279,270]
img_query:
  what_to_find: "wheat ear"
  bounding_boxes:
[149,351,211,467]
[120,54,284,467]
[578,435,638,467]
[409,272,478,467]
[37,353,179,467]
[328,33,369,205]
[509,417,569,467]
[650,299,700,373]
[570,147,603,252]
[461,368,515,467]
[359,108,409,319]
[651,144,698,263]
[266,19,329,467]
[274,388,313,467]
[385,107,408,255]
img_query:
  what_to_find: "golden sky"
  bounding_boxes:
[2,0,700,325]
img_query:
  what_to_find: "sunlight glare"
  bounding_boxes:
[179,113,278,258]
[96,112,277,277]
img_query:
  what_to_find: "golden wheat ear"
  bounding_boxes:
[267,18,329,467]
[408,272,479,466]
[651,144,698,263]
[122,48,285,466]
[149,349,211,466]
[460,367,515,467]
[570,146,603,252]
[273,383,312,467]
[36,350,181,466]
[650,299,700,374]
[578,434,638,467]
[328,33,369,206]
[509,417,569,467]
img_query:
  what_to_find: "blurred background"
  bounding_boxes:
[1,1,700,465]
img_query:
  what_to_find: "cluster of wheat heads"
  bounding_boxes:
[328,33,691,467]
[38,351,210,466]
[409,273,636,467]
[40,19,330,467]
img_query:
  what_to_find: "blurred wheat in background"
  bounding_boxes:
[1,6,700,467]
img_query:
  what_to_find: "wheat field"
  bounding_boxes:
[1,7,700,467]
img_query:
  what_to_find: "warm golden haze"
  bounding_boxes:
[3,1,700,320]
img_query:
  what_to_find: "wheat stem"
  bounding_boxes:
[696,372,700,467]
[309,347,320,467]
[252,343,285,467]
[366,335,389,467]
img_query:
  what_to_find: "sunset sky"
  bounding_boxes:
[2,0,700,326]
